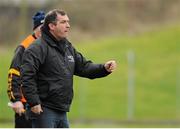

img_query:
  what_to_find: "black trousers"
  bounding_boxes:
[15,113,32,128]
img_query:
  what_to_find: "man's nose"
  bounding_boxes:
[66,22,70,28]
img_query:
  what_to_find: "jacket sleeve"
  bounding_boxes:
[7,46,25,102]
[21,43,44,107]
[73,48,110,79]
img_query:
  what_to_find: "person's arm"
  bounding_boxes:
[74,48,112,79]
[7,46,25,115]
[21,42,44,108]
[7,35,36,115]
[7,46,25,102]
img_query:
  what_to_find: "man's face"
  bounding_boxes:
[51,14,70,40]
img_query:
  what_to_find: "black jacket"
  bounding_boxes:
[21,27,110,112]
[7,34,36,102]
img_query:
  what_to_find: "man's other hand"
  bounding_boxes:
[31,104,43,114]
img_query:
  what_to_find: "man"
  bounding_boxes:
[21,9,117,128]
[7,11,45,128]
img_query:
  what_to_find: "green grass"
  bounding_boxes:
[70,25,180,121]
[0,25,180,127]
[0,122,14,128]
[0,47,14,121]
[1,120,180,128]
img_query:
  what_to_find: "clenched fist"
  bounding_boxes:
[11,101,25,116]
[104,60,117,73]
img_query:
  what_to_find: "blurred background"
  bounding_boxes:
[0,0,180,127]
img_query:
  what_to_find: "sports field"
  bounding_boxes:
[0,25,180,127]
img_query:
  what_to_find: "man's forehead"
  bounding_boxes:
[57,14,69,21]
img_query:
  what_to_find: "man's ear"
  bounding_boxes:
[48,23,55,30]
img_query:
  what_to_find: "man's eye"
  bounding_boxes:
[60,21,66,24]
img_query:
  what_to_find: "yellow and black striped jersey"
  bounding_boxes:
[7,34,36,103]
